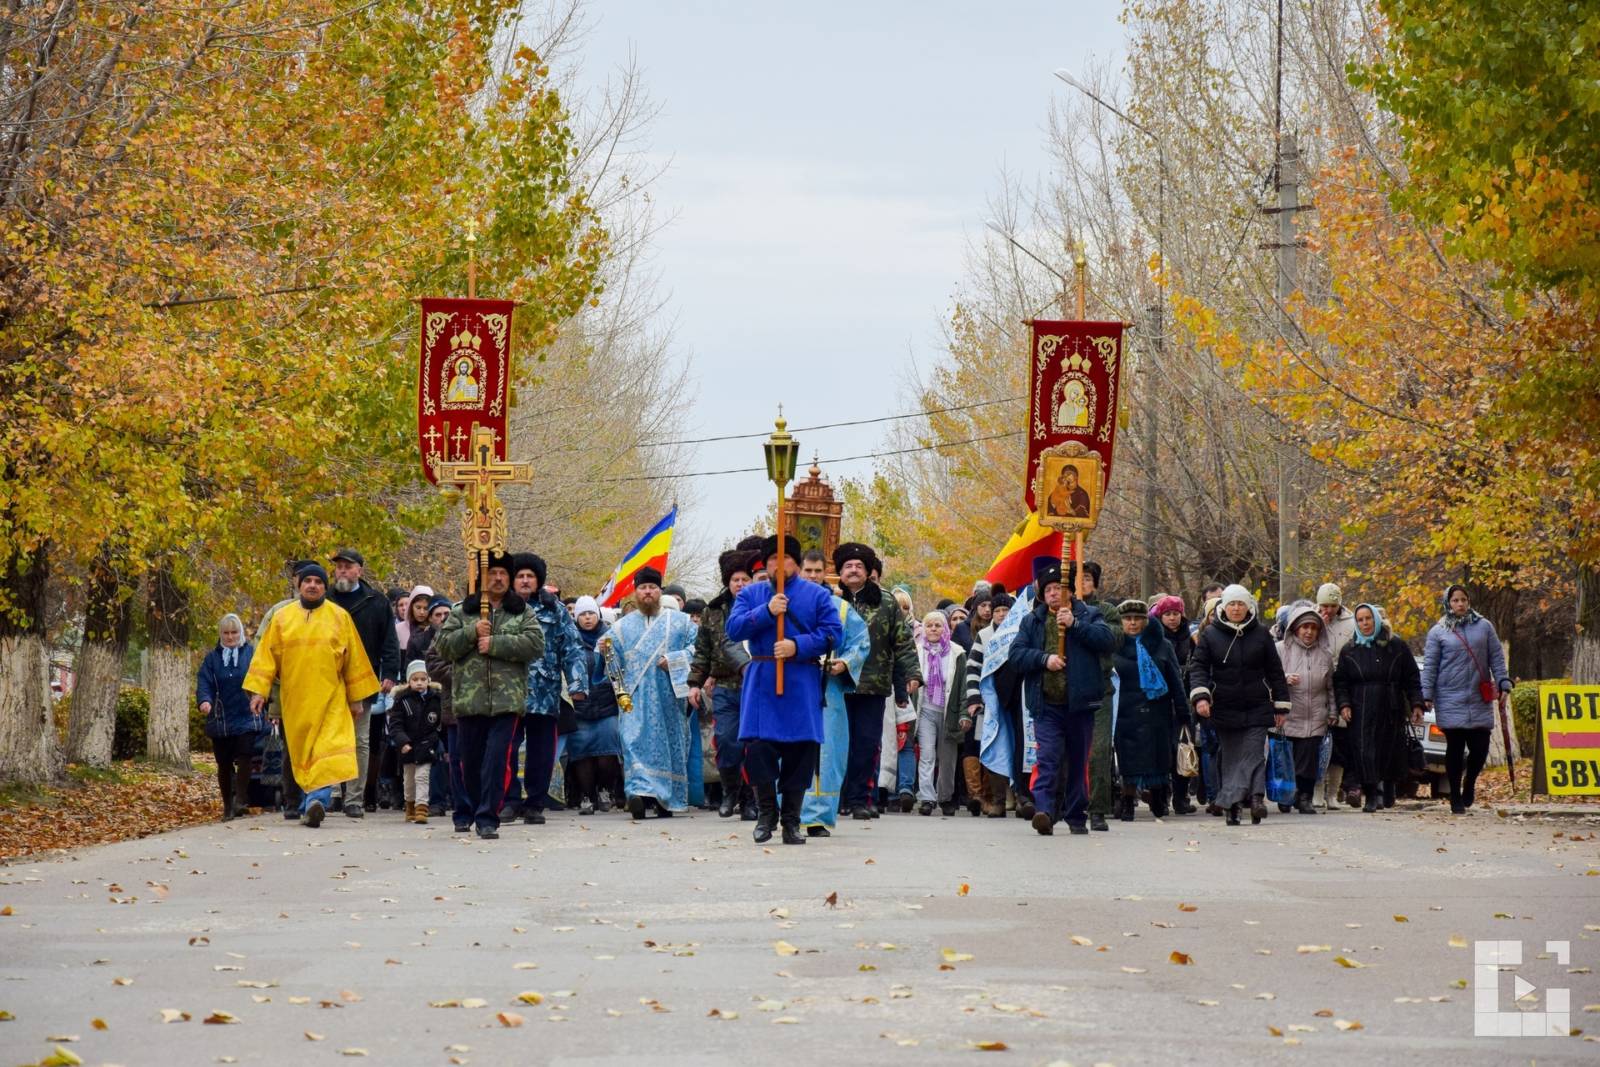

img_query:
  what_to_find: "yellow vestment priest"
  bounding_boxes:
[244,600,379,792]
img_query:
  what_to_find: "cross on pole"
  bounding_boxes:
[436,423,531,599]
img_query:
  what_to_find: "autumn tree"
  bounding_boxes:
[1,2,609,783]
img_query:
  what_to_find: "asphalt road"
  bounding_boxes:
[2,801,1598,1065]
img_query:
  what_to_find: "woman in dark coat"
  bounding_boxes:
[1187,585,1290,826]
[1150,594,1197,814]
[1111,600,1187,819]
[568,596,623,815]
[196,613,261,821]
[1334,604,1425,813]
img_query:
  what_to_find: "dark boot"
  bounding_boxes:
[780,793,805,845]
[1090,811,1110,831]
[718,772,740,818]
[806,825,831,838]
[1362,791,1379,813]
[753,786,778,844]
[1117,792,1135,822]
[1226,804,1241,826]
[1250,794,1267,824]
[740,784,758,822]
[1382,780,1396,808]
[1150,787,1169,819]
[1295,792,1317,815]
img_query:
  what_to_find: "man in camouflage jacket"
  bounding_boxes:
[834,542,921,818]
[689,548,757,818]
[435,552,543,839]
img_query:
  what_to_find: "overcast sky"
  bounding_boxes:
[573,2,1126,568]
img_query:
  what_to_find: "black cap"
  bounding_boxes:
[329,547,365,566]
[635,566,664,589]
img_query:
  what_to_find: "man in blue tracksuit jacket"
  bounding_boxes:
[1009,555,1115,836]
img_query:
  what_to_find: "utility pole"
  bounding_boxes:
[1274,131,1301,605]
[1141,301,1161,600]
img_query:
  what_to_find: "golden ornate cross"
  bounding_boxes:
[436,424,531,563]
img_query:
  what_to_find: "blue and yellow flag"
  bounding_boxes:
[597,508,676,608]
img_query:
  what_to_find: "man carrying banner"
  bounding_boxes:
[607,566,698,818]
[1010,555,1115,835]
[727,535,844,844]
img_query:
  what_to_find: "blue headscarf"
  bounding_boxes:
[1352,603,1385,647]
[1135,628,1168,699]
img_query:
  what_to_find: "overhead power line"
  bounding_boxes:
[586,430,1025,483]
[642,395,1024,448]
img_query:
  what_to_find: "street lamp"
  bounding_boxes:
[1054,68,1168,599]
[762,413,800,695]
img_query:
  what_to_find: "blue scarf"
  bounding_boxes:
[1136,637,1167,699]
[1352,603,1385,647]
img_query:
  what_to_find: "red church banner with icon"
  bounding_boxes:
[418,297,516,484]
[1024,319,1125,511]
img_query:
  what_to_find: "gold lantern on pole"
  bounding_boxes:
[762,413,801,695]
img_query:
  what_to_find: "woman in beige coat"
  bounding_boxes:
[1275,603,1337,814]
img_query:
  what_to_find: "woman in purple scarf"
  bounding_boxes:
[914,611,963,816]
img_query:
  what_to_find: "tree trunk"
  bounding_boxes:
[66,550,133,767]
[145,557,192,769]
[1572,562,1600,686]
[0,544,65,787]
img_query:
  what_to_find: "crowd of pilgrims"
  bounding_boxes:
[195,536,1514,843]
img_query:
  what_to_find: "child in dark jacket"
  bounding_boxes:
[388,661,442,824]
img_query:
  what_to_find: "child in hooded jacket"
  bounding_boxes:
[388,661,442,824]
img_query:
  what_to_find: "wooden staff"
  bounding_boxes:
[774,492,787,697]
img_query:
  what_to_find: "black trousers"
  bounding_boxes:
[457,713,519,832]
[1444,726,1491,799]
[521,715,560,813]
[842,693,885,809]
[744,739,819,802]
[1290,735,1323,796]
[211,733,257,812]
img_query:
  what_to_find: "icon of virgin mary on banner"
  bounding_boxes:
[417,297,516,483]
[1024,319,1124,514]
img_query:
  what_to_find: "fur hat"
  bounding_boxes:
[512,553,546,588]
[832,541,880,575]
[634,566,664,589]
[1117,598,1149,618]
[485,550,515,574]
[718,548,756,586]
[761,535,804,566]
[1032,555,1063,594]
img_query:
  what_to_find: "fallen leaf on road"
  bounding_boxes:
[513,962,538,970]
[1297,945,1331,954]
[1334,1019,1364,1031]
[825,892,839,908]
[1267,1025,1283,1036]
[1178,903,1198,912]
[159,1009,190,1023]
[517,992,543,1005]
[339,1049,367,1057]
[112,977,132,986]
[1314,1009,1334,1017]
[1393,915,1408,922]
[497,1011,524,1027]
[941,949,974,963]
[859,964,876,972]
[1121,965,1148,974]
[970,1040,1008,1051]
[90,1019,107,1031]
[338,990,362,1003]
[45,1033,79,1041]
[1448,935,1468,948]
[958,884,970,896]
[1070,936,1094,947]
[1333,956,1365,968]
[203,1011,240,1024]
[1169,951,1193,965]
[772,1016,800,1024]
[38,1047,82,1067]
[774,941,799,957]
[305,1031,324,1041]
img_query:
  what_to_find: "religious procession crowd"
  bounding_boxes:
[195,535,1514,844]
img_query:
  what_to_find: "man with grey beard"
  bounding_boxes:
[328,548,400,816]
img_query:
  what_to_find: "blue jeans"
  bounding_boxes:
[711,685,745,774]
[301,785,333,815]
[1197,720,1222,803]
[687,715,705,807]
[1032,700,1094,826]
[895,739,916,794]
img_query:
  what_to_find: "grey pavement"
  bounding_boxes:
[2,801,1598,1066]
